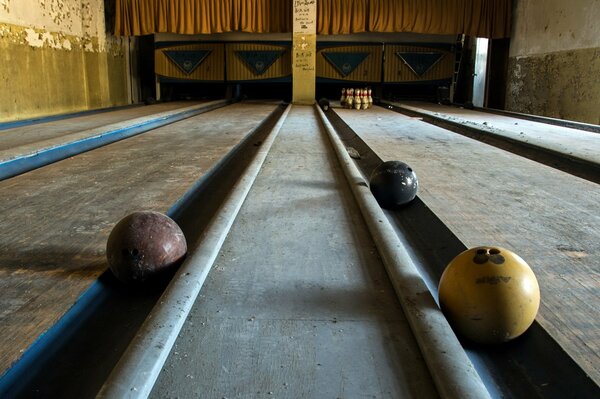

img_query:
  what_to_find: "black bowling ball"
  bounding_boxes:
[369,161,418,209]
[318,98,330,111]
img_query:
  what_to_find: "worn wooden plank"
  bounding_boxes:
[335,105,600,385]
[394,101,600,164]
[151,106,438,398]
[0,101,201,153]
[0,102,278,375]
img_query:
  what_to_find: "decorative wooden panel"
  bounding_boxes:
[155,43,225,81]
[317,44,383,82]
[384,44,453,83]
[226,42,291,81]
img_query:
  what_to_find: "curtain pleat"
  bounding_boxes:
[317,0,369,35]
[366,0,510,38]
[114,0,510,39]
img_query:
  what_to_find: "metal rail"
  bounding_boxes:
[97,104,292,398]
[315,104,491,399]
[323,106,600,398]
[0,100,231,181]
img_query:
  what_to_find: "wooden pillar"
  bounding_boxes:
[292,0,316,105]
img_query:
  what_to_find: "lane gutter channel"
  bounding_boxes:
[380,101,600,185]
[0,103,289,399]
[321,106,600,399]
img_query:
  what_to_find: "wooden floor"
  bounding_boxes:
[0,102,278,374]
[0,101,598,395]
[335,104,600,384]
[150,105,437,398]
[0,102,197,157]
[393,101,600,164]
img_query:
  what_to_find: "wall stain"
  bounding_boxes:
[506,47,600,125]
[0,22,124,55]
[0,12,128,122]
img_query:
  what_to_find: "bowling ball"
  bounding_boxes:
[318,98,330,111]
[438,246,540,344]
[369,161,418,209]
[106,211,187,284]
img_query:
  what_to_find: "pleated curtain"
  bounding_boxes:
[115,0,511,39]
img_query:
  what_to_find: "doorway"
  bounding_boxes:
[472,37,489,107]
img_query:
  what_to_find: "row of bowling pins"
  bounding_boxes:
[341,88,373,110]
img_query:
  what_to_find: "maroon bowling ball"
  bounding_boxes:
[369,161,419,209]
[106,211,187,284]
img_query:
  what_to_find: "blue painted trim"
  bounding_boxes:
[0,102,228,182]
[0,158,201,397]
[0,104,142,132]
[0,102,277,396]
[0,275,112,397]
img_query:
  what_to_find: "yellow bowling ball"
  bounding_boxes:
[438,246,540,344]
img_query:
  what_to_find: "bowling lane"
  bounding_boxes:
[389,100,600,164]
[0,101,203,153]
[150,105,438,398]
[0,102,279,375]
[334,106,600,384]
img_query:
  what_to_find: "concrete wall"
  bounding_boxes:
[506,0,600,124]
[0,0,130,122]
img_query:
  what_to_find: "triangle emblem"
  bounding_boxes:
[235,50,284,75]
[396,52,444,77]
[164,50,211,75]
[322,52,369,77]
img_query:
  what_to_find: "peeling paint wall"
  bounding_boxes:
[506,0,600,124]
[0,0,129,122]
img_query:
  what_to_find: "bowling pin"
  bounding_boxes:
[361,90,369,110]
[354,88,362,110]
[346,88,354,109]
[367,88,373,108]
[340,88,346,106]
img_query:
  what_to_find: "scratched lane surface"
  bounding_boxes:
[0,101,204,153]
[151,106,438,398]
[0,102,278,375]
[392,101,600,164]
[335,105,600,385]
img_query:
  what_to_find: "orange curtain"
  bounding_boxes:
[115,0,510,38]
[115,0,292,35]
[317,0,369,34]
[331,0,512,38]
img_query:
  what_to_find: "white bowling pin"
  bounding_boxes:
[346,88,354,109]
[354,88,362,110]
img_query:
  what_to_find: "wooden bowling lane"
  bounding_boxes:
[333,105,600,385]
[149,105,438,398]
[389,101,600,164]
[0,101,204,154]
[0,101,280,376]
